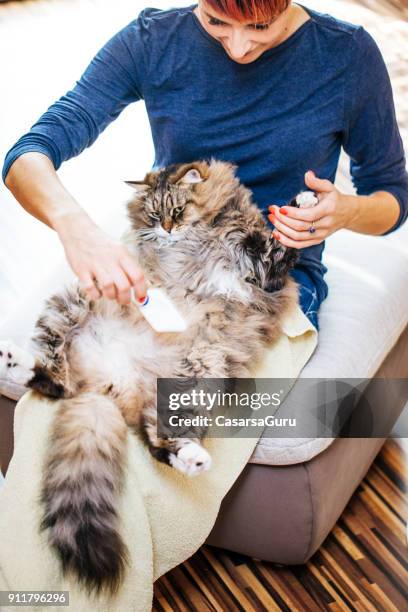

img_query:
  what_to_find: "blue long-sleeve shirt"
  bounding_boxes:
[3,3,408,306]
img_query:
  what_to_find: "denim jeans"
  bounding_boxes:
[289,268,320,331]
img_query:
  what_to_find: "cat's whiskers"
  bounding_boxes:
[153,226,186,245]
[136,228,158,242]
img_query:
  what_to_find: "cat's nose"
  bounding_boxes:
[162,220,173,233]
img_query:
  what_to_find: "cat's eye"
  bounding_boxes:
[150,211,160,220]
[174,207,184,216]
[246,276,258,285]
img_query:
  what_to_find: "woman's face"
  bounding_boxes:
[194,1,295,64]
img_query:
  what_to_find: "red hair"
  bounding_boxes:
[203,0,290,22]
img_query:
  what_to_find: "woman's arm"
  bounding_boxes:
[5,152,147,304]
[336,191,400,235]
[3,18,149,303]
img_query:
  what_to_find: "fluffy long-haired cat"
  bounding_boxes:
[0,159,316,597]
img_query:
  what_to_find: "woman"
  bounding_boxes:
[3,0,407,330]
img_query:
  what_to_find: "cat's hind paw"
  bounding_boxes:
[0,340,35,387]
[169,441,212,477]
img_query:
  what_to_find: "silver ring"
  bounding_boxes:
[309,221,316,234]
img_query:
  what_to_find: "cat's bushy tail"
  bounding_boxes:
[39,392,129,596]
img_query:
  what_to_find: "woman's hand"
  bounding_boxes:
[57,215,147,305]
[267,171,353,248]
[5,153,147,305]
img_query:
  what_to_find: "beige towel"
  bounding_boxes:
[0,303,317,612]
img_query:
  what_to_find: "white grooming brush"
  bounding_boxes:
[132,287,187,333]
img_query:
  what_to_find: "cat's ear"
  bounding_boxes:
[124,180,149,192]
[178,168,204,185]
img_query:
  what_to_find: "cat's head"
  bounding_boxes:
[126,159,240,240]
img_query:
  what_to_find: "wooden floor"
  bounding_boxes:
[154,439,408,611]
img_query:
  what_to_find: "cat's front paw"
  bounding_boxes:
[169,441,212,477]
[293,191,318,209]
[0,340,35,386]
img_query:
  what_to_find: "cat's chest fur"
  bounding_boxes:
[136,227,251,303]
